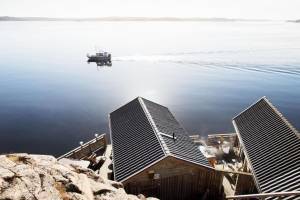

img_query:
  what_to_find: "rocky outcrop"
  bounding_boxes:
[0,153,158,200]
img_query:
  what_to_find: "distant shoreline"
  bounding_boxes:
[0,16,273,22]
[287,20,300,23]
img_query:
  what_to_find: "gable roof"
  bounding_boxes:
[109,97,210,182]
[233,97,300,196]
[141,98,210,165]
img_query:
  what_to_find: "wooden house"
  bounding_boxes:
[109,97,224,200]
[233,97,300,199]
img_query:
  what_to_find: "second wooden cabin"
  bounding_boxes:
[233,97,300,199]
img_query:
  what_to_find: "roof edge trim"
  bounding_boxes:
[108,113,117,181]
[170,154,213,170]
[120,155,168,183]
[263,97,300,139]
[232,96,267,120]
[232,119,261,192]
[110,97,140,115]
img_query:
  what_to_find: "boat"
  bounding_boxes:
[87,51,111,65]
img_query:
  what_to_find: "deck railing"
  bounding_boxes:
[226,191,300,199]
[57,133,106,160]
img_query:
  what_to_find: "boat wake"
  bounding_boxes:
[113,53,300,77]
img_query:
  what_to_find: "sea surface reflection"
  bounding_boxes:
[0,21,299,156]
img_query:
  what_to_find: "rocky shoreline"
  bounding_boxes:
[0,153,158,200]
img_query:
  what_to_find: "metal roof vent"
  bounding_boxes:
[173,133,176,141]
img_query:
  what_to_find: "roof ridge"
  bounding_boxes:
[139,97,169,109]
[138,97,170,155]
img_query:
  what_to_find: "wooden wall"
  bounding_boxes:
[235,174,257,196]
[124,156,224,200]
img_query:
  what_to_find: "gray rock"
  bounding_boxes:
[68,192,89,200]
[0,167,15,180]
[138,194,146,199]
[108,180,124,189]
[59,158,90,169]
[0,153,159,200]
[0,177,36,200]
[0,155,16,169]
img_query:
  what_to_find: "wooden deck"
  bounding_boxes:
[57,134,107,160]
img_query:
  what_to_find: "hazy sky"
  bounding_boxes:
[0,0,299,20]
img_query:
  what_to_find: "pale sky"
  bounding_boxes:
[0,0,299,20]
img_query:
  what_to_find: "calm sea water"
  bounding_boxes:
[0,21,299,156]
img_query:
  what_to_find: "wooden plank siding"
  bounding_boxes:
[234,174,257,195]
[124,156,224,200]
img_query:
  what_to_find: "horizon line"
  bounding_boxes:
[0,16,280,22]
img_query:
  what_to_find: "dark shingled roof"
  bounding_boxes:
[109,97,210,182]
[142,98,210,165]
[233,97,300,198]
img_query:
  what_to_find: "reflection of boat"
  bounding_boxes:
[95,61,112,67]
[87,51,112,66]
